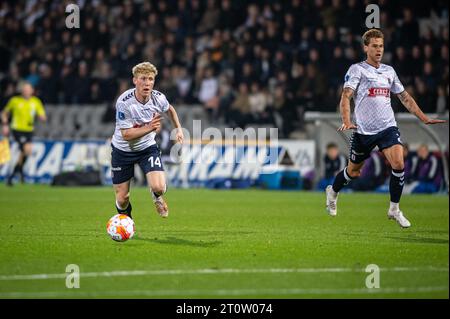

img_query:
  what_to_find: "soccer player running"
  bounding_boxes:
[1,82,46,186]
[111,62,183,219]
[326,29,446,228]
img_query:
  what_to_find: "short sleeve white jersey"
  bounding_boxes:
[111,88,170,152]
[343,61,405,135]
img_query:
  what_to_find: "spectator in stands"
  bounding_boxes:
[397,8,420,49]
[197,0,220,34]
[317,142,347,191]
[174,66,194,104]
[71,61,92,104]
[249,82,272,125]
[0,0,447,122]
[158,66,178,104]
[217,74,235,123]
[270,84,297,137]
[36,64,57,104]
[414,78,436,113]
[403,143,418,184]
[227,82,252,128]
[198,67,219,121]
[436,86,448,114]
[297,63,327,110]
[328,46,350,87]
[410,144,442,193]
[25,61,40,88]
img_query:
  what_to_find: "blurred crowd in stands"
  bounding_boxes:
[0,0,448,136]
[317,142,448,193]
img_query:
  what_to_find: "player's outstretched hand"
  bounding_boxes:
[176,128,184,144]
[337,122,357,131]
[423,118,447,125]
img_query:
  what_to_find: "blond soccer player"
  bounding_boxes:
[111,62,183,218]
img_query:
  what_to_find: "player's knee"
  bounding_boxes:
[390,160,404,171]
[24,146,32,156]
[348,168,361,178]
[116,192,130,206]
[152,184,166,195]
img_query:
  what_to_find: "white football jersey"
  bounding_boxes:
[111,88,170,152]
[343,61,405,135]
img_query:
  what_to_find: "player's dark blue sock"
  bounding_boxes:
[390,169,405,203]
[116,201,132,219]
[332,167,355,193]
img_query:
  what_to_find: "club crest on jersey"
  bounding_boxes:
[368,87,390,97]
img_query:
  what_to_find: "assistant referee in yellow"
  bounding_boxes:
[1,82,46,186]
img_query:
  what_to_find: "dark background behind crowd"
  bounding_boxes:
[0,0,448,135]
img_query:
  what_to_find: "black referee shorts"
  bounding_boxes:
[12,130,33,151]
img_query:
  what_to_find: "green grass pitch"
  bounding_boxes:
[0,184,448,298]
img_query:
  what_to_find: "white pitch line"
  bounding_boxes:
[0,286,447,298]
[0,266,447,281]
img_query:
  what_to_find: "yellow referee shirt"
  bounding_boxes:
[4,96,46,132]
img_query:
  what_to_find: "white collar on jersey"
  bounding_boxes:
[133,89,152,105]
[363,60,382,70]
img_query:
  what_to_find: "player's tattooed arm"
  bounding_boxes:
[338,87,357,131]
[397,91,447,125]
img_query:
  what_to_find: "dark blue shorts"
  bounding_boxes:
[349,126,403,164]
[111,144,164,184]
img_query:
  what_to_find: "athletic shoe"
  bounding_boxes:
[153,195,169,218]
[326,185,338,216]
[388,210,411,228]
[6,175,13,187]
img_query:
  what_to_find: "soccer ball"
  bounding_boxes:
[106,214,135,242]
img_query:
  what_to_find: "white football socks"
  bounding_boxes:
[389,201,399,212]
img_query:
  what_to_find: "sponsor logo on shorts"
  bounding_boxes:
[111,167,122,171]
[351,150,365,155]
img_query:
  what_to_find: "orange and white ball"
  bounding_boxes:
[106,214,135,242]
